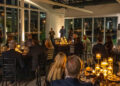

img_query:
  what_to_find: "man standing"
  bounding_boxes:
[59,26,66,37]
[49,28,55,43]
[51,55,93,86]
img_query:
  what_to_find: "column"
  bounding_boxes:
[104,17,106,43]
[117,14,120,43]
[38,11,40,41]
[81,18,84,39]
[20,0,25,42]
[4,0,7,43]
[28,3,31,33]
[92,18,94,45]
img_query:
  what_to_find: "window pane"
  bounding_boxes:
[83,18,92,41]
[94,17,104,42]
[74,18,82,37]
[106,17,117,44]
[0,7,5,43]
[40,12,46,41]
[31,11,38,40]
[24,3,29,8]
[65,19,73,38]
[24,10,28,32]
[6,0,18,6]
[6,8,18,41]
[30,5,38,9]
[0,0,4,4]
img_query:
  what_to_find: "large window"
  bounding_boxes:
[74,18,82,37]
[31,11,38,40]
[40,12,46,40]
[24,10,29,32]
[65,19,73,38]
[83,18,92,41]
[0,0,4,4]
[106,17,117,44]
[6,0,18,6]
[94,17,104,42]
[6,8,18,41]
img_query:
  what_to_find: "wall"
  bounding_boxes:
[46,11,65,38]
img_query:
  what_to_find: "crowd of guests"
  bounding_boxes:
[0,28,115,86]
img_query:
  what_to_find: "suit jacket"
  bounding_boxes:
[2,49,24,70]
[51,78,93,86]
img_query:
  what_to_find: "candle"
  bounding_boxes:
[96,53,101,59]
[108,57,113,62]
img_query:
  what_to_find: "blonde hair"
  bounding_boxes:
[47,52,67,82]
[45,39,54,49]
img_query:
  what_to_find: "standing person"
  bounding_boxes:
[104,35,113,57]
[50,55,93,86]
[92,36,107,62]
[59,26,66,37]
[49,28,55,45]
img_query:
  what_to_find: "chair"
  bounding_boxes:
[1,57,17,86]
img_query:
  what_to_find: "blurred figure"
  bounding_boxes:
[104,35,113,57]
[27,39,46,77]
[49,28,55,44]
[45,39,54,49]
[59,26,66,37]
[2,40,24,78]
[82,35,91,53]
[47,52,67,83]
[92,36,107,62]
[74,37,84,57]
[50,55,93,86]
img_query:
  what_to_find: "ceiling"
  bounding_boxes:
[51,0,117,8]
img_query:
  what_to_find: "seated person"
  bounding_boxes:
[50,55,93,86]
[46,52,67,86]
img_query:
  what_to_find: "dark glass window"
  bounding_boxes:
[106,17,117,44]
[6,8,18,41]
[40,12,46,40]
[94,17,104,42]
[0,0,4,4]
[24,10,29,32]
[24,3,29,8]
[31,11,38,40]
[6,0,18,6]
[30,5,38,9]
[83,18,92,41]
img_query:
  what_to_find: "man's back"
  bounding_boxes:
[51,78,93,86]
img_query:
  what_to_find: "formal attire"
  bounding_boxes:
[51,78,93,86]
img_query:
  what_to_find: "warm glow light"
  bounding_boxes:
[96,53,101,59]
[108,57,113,62]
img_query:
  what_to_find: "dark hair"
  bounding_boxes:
[97,35,103,42]
[66,55,81,76]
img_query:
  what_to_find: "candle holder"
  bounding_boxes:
[96,53,101,64]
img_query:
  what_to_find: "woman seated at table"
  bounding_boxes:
[46,52,67,86]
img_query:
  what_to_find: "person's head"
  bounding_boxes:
[62,26,64,29]
[47,52,67,81]
[106,35,112,42]
[8,40,16,49]
[27,34,32,39]
[51,28,53,31]
[97,35,103,43]
[65,55,81,78]
[83,35,87,40]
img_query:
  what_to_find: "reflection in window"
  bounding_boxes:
[24,10,29,32]
[65,19,73,38]
[106,17,117,44]
[0,7,5,43]
[74,18,82,37]
[40,12,46,41]
[94,18,104,42]
[0,0,4,4]
[83,18,92,41]
[31,11,38,40]
[6,8,18,41]
[6,0,18,5]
